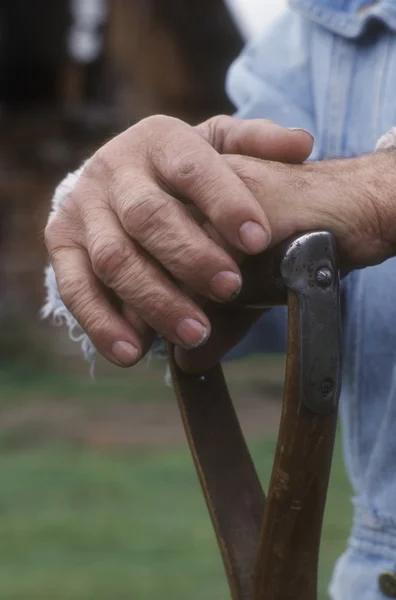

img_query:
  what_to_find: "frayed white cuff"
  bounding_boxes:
[41,162,97,368]
[47,163,86,221]
[41,262,96,370]
[376,127,396,151]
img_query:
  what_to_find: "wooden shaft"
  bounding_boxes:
[253,293,338,600]
[169,233,340,600]
[167,347,265,600]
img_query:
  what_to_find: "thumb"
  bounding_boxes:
[195,115,314,164]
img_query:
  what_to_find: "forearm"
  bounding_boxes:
[226,147,396,270]
[298,150,396,267]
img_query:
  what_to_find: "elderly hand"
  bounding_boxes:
[44,115,313,367]
[176,149,396,371]
[225,151,394,266]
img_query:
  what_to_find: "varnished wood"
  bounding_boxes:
[168,349,265,600]
[253,293,338,599]
[168,243,339,600]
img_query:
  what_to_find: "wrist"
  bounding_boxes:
[226,152,396,268]
[298,153,396,267]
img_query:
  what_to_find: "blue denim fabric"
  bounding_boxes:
[226,2,396,597]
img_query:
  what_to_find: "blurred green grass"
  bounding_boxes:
[0,353,285,402]
[0,352,351,598]
[0,435,351,599]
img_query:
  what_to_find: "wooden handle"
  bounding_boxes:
[253,294,338,600]
[167,350,264,600]
[168,231,341,600]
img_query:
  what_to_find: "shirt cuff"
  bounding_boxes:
[376,127,396,151]
[42,163,97,367]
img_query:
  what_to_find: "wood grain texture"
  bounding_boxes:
[253,293,338,600]
[168,348,265,600]
[169,251,339,600]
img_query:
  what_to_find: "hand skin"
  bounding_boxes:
[176,149,396,372]
[227,151,395,267]
[44,115,313,368]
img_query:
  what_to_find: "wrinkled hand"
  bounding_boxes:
[225,152,394,266]
[45,115,313,367]
[176,150,396,371]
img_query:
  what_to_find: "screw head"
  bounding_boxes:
[320,378,334,398]
[315,267,333,287]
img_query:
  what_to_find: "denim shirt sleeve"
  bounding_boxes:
[226,9,321,159]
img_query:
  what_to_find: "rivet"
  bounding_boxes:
[315,267,333,287]
[320,378,334,398]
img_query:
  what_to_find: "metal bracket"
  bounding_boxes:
[280,231,341,415]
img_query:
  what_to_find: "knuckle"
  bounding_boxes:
[139,114,180,134]
[81,116,188,193]
[209,114,233,128]
[201,114,232,148]
[44,218,60,248]
[164,150,217,199]
[84,147,114,182]
[91,237,131,285]
[60,186,86,219]
[169,150,202,182]
[166,150,227,207]
[119,191,176,243]
[44,215,74,254]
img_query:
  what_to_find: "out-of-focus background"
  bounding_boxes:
[0,1,350,598]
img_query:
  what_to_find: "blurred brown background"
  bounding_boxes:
[0,0,243,364]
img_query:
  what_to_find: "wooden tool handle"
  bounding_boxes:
[253,294,338,600]
[167,352,264,600]
[168,231,342,600]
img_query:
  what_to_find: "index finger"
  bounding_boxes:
[150,120,272,255]
[195,116,314,163]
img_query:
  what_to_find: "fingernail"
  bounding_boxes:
[112,341,139,366]
[176,318,208,349]
[210,271,242,302]
[239,221,270,254]
[288,127,314,141]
